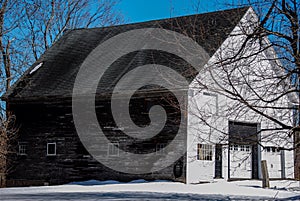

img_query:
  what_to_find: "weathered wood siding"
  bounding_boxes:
[8,92,187,185]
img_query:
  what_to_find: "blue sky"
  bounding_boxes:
[116,0,238,23]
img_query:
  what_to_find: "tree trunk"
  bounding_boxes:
[0,173,6,188]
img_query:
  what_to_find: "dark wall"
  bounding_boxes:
[8,92,187,185]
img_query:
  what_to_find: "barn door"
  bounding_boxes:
[228,121,259,179]
[229,144,252,178]
[262,147,283,178]
[214,144,222,178]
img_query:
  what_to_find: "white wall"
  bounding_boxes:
[186,7,294,183]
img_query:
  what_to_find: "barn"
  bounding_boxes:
[1,7,295,186]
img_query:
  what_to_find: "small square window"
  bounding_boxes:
[203,92,218,115]
[265,147,270,152]
[245,146,250,152]
[271,147,276,152]
[108,143,119,156]
[264,146,280,153]
[156,143,166,155]
[47,143,56,156]
[18,142,27,155]
[197,144,213,161]
[234,145,238,151]
[240,145,245,151]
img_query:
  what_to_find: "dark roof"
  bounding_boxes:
[3,7,250,102]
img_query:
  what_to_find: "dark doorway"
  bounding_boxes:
[229,121,259,179]
[251,144,259,179]
[214,144,223,178]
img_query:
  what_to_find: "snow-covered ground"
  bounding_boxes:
[0,179,299,200]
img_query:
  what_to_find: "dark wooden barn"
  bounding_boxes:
[1,7,250,186]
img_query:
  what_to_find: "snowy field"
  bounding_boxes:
[0,179,300,200]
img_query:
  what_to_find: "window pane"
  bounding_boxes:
[203,92,218,115]
[240,145,245,151]
[108,143,119,156]
[272,147,278,153]
[18,143,27,155]
[245,146,250,152]
[156,143,166,155]
[197,144,212,161]
[47,143,56,155]
[234,145,238,151]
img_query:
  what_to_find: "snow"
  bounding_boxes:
[0,179,299,200]
[69,180,121,186]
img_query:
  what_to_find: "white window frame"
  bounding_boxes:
[18,142,27,156]
[108,143,119,156]
[264,146,280,153]
[156,143,166,155]
[197,144,213,161]
[47,142,57,156]
[240,145,245,151]
[245,145,250,152]
[234,145,238,151]
[203,92,218,115]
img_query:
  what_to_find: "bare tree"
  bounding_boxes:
[0,0,123,187]
[22,0,123,61]
[0,113,17,187]
[0,0,23,95]
[0,1,23,183]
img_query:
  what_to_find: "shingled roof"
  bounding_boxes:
[3,7,250,102]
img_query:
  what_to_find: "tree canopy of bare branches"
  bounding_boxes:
[185,0,300,179]
[0,0,122,183]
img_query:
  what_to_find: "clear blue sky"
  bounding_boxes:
[116,0,239,23]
